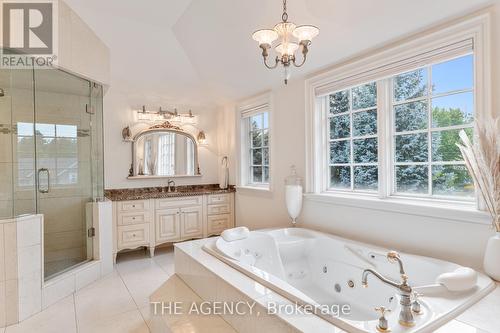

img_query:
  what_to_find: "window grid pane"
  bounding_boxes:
[392,54,474,199]
[328,82,378,192]
[17,123,79,188]
[247,112,269,185]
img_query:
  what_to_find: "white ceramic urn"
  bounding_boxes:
[484,232,500,281]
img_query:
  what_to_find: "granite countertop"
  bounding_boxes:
[104,184,235,201]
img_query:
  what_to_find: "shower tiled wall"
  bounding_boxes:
[0,215,43,327]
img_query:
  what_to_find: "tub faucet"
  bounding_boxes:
[362,251,415,327]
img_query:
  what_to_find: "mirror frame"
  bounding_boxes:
[129,122,201,178]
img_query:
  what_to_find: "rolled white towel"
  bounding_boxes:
[436,267,477,292]
[414,267,478,295]
[219,156,229,189]
[221,227,250,242]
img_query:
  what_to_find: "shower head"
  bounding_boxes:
[0,88,4,97]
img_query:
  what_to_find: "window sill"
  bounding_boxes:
[304,192,491,225]
[236,185,272,195]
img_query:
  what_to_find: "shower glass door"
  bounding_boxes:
[33,69,94,279]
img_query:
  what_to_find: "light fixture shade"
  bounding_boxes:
[197,130,207,145]
[273,22,297,37]
[292,25,319,41]
[252,29,278,45]
[275,42,299,56]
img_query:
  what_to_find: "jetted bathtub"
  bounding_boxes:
[203,228,494,333]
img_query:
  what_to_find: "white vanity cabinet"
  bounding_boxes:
[111,192,234,262]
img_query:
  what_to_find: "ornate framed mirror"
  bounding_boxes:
[129,122,201,178]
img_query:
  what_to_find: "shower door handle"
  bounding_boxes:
[37,168,50,193]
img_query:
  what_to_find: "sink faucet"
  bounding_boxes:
[167,179,176,192]
[362,251,415,327]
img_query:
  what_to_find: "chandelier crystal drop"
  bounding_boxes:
[252,0,319,84]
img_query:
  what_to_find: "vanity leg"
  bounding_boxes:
[113,253,117,264]
[149,247,155,258]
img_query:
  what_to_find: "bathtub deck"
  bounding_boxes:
[171,236,497,333]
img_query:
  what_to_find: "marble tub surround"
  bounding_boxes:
[0,247,491,333]
[104,184,235,201]
[205,228,494,332]
[171,237,498,333]
[173,238,334,333]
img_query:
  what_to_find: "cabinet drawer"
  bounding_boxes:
[117,211,150,226]
[117,200,150,212]
[156,196,202,209]
[207,194,229,205]
[207,214,231,235]
[117,224,149,249]
[207,204,230,215]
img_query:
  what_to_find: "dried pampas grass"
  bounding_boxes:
[457,115,500,232]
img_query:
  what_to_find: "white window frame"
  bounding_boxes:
[236,93,273,192]
[327,82,380,193]
[304,13,492,224]
[389,58,475,200]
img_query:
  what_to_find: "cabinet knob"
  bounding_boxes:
[132,205,136,208]
[132,217,136,220]
[132,233,136,237]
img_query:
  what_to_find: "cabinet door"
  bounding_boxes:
[181,206,203,239]
[155,209,181,243]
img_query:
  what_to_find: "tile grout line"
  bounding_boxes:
[151,247,175,273]
[152,256,175,276]
[115,262,151,332]
[116,251,174,332]
[73,293,79,333]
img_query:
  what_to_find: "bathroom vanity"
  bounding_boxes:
[105,185,235,262]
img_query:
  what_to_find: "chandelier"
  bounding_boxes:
[252,0,319,84]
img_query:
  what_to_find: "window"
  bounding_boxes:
[17,122,79,187]
[324,54,474,200]
[392,55,474,198]
[247,112,270,185]
[238,96,272,189]
[306,15,489,220]
[329,82,378,191]
[157,133,175,175]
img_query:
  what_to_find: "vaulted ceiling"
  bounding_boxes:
[64,0,495,107]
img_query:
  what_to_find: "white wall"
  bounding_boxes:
[57,0,110,85]
[103,88,220,189]
[223,6,500,269]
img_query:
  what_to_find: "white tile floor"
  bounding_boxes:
[2,245,496,333]
[4,247,175,333]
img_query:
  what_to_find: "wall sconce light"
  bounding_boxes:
[197,130,207,145]
[122,126,132,141]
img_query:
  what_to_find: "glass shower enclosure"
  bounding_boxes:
[0,66,104,280]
